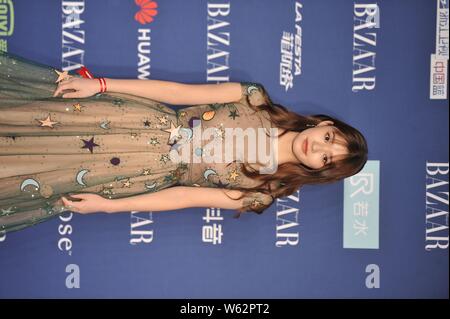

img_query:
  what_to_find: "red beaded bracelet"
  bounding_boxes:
[97,77,107,93]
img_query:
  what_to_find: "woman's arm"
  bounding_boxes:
[106,186,244,213]
[105,78,241,105]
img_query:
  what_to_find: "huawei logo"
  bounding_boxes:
[134,0,159,25]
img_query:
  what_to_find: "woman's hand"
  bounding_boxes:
[52,77,101,98]
[60,193,113,214]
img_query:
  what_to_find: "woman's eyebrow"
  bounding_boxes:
[331,131,335,163]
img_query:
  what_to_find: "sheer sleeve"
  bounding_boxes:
[241,190,274,212]
[237,82,271,107]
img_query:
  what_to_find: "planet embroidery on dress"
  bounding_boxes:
[202,110,215,121]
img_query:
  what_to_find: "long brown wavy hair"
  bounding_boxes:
[225,85,368,218]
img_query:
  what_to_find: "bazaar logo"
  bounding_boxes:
[134,0,158,25]
[0,0,14,37]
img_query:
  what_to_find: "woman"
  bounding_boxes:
[0,51,368,234]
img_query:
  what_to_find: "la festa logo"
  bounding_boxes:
[134,0,158,25]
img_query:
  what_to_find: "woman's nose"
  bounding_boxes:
[312,141,330,153]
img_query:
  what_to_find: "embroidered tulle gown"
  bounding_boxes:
[0,51,275,233]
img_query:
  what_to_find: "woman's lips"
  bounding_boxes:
[303,138,308,155]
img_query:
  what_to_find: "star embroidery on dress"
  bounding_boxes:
[227,169,240,181]
[178,111,187,118]
[251,199,263,208]
[162,120,182,144]
[73,103,85,112]
[142,168,152,175]
[228,110,239,120]
[160,154,171,164]
[42,202,56,215]
[0,207,15,217]
[54,69,73,83]
[214,123,225,140]
[36,114,60,128]
[148,137,160,146]
[100,185,115,197]
[120,178,133,188]
[81,137,100,153]
[112,98,124,106]
[143,119,151,127]
[156,115,169,125]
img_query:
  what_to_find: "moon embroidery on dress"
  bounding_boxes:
[19,177,54,199]
[76,169,90,186]
[100,120,111,130]
[145,181,158,191]
[203,168,218,181]
[244,83,261,96]
[20,178,40,193]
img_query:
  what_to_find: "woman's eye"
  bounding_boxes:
[323,132,332,165]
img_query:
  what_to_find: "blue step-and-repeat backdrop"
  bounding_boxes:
[0,0,448,298]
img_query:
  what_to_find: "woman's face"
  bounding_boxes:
[292,120,348,169]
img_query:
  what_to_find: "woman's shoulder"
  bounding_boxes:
[238,82,270,107]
